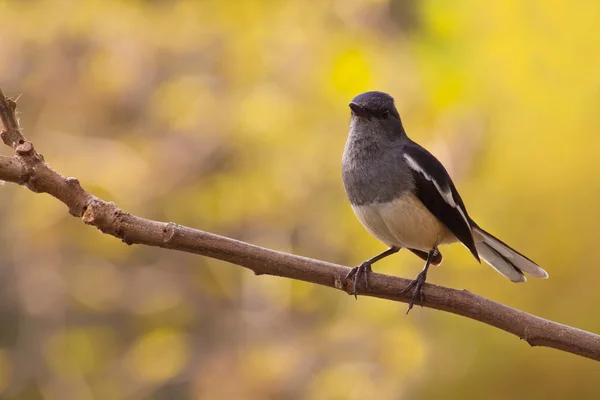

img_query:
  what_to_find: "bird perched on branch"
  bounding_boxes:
[342,91,548,312]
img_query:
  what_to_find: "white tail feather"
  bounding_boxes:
[475,241,526,282]
[473,227,548,282]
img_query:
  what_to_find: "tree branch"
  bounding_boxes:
[1,89,599,362]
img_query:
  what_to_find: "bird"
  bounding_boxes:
[341,91,548,312]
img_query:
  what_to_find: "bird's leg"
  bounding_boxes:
[400,247,438,314]
[345,247,400,299]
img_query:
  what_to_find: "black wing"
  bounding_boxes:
[403,143,479,261]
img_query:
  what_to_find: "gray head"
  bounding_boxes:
[348,91,405,139]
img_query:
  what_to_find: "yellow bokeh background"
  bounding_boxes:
[0,0,599,399]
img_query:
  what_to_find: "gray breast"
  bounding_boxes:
[342,128,414,206]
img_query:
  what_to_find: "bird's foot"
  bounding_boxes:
[399,270,428,314]
[345,261,372,299]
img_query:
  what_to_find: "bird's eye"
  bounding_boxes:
[381,110,390,119]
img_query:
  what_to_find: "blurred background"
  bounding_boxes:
[0,0,599,398]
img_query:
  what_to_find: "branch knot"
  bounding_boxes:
[163,222,179,243]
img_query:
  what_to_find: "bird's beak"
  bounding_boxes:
[349,102,370,118]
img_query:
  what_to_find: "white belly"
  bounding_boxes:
[352,193,456,251]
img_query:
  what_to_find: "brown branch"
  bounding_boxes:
[0,90,24,148]
[1,90,599,362]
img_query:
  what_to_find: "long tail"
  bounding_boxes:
[472,225,548,282]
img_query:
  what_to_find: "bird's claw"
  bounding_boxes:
[345,261,372,299]
[399,270,428,314]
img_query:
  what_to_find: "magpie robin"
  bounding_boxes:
[342,91,548,312]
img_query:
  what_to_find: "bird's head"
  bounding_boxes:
[348,91,404,138]
[349,91,400,120]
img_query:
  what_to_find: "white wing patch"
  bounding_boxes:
[403,153,472,233]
